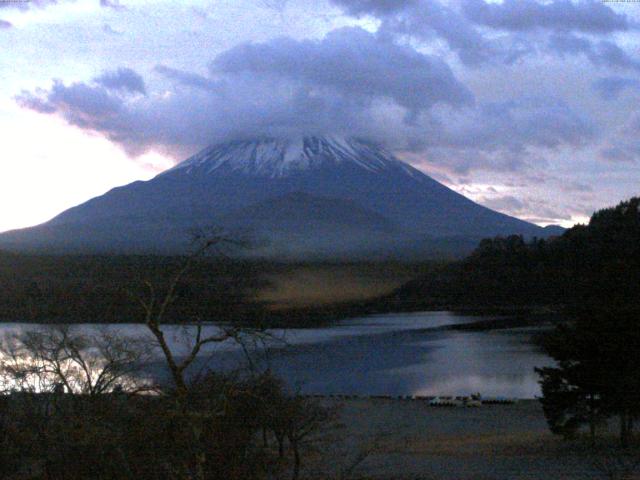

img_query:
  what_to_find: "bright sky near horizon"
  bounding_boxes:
[1,0,640,232]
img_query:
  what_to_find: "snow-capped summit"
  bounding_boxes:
[0,135,556,258]
[165,136,412,178]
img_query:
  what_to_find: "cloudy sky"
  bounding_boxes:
[1,0,639,232]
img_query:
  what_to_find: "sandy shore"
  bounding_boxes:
[302,398,614,479]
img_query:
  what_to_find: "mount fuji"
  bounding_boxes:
[0,136,558,258]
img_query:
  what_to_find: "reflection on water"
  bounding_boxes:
[253,315,553,399]
[0,312,554,398]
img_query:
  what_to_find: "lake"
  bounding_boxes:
[0,312,554,398]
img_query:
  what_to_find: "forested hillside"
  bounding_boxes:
[391,197,640,312]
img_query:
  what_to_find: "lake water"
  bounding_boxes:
[0,311,554,398]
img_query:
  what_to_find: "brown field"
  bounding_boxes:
[255,263,428,309]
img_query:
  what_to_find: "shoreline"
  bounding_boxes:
[303,394,529,403]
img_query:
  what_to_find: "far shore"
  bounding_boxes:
[0,252,567,327]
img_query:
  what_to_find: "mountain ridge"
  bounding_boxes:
[0,135,561,258]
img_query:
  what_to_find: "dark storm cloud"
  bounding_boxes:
[95,68,146,95]
[433,98,595,153]
[416,97,596,174]
[0,0,61,11]
[16,74,596,174]
[549,34,640,71]
[462,0,631,34]
[547,32,591,54]
[100,0,124,9]
[329,0,417,16]
[154,65,220,91]
[17,80,122,121]
[14,26,598,175]
[331,0,494,66]
[15,28,475,156]
[592,41,640,71]
[332,0,636,68]
[211,27,474,112]
[592,76,640,100]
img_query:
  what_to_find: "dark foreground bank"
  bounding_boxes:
[305,398,640,480]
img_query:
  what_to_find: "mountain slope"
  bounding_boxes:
[220,191,402,259]
[0,136,554,258]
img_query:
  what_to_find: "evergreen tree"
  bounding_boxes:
[537,307,640,445]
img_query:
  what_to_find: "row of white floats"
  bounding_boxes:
[302,394,519,406]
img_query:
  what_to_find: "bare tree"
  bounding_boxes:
[278,396,332,480]
[131,229,274,480]
[0,324,152,395]
[132,228,264,401]
[334,434,385,480]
